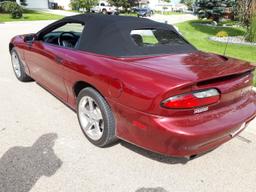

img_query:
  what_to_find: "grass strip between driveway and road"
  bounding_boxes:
[0,9,63,22]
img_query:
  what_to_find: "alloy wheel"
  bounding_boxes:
[78,96,104,141]
[11,51,21,78]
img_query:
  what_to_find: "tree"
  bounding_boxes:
[195,0,236,22]
[237,0,256,28]
[70,0,97,12]
[180,0,194,10]
[237,0,256,42]
[108,0,129,9]
[0,1,23,18]
[108,0,139,10]
[246,16,256,42]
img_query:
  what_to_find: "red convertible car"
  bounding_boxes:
[10,14,256,158]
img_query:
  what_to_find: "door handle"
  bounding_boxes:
[55,56,63,64]
[27,42,33,49]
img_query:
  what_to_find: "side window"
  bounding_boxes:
[100,3,105,6]
[52,23,84,33]
[42,23,85,49]
[130,29,187,47]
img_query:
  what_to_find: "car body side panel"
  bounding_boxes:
[44,48,187,112]
[10,35,256,157]
[25,41,68,101]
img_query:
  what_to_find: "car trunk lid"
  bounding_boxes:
[125,51,254,85]
[124,51,255,114]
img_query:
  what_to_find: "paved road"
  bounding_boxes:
[0,21,255,192]
[150,13,197,24]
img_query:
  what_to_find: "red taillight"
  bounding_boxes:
[161,89,220,109]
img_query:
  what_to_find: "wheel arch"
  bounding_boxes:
[73,81,102,98]
[9,43,14,53]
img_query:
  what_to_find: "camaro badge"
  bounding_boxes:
[194,107,209,114]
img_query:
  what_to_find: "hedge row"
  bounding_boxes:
[0,1,23,18]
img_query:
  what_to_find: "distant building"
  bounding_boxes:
[16,0,48,8]
[138,0,187,12]
[16,0,70,9]
[172,3,188,12]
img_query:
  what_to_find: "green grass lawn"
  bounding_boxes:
[154,11,184,15]
[176,20,256,85]
[0,9,63,22]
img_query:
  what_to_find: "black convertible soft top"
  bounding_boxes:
[38,14,196,57]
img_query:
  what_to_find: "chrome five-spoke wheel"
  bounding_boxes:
[77,87,116,147]
[11,51,21,78]
[10,48,33,82]
[78,96,104,141]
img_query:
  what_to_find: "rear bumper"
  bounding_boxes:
[109,93,256,157]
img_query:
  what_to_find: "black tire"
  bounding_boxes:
[77,87,117,147]
[102,9,107,14]
[11,48,33,82]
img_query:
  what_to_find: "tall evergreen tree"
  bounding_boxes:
[195,0,236,21]
[180,0,194,10]
[237,0,256,27]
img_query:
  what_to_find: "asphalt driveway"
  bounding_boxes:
[0,20,255,192]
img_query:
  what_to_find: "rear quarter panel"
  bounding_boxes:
[51,48,186,112]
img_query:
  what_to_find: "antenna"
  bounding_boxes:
[223,36,229,56]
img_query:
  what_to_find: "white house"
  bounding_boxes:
[16,0,49,9]
[16,0,73,9]
[138,0,186,12]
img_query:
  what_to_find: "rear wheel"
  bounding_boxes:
[11,48,33,82]
[77,87,117,147]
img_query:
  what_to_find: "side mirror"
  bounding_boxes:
[24,34,36,43]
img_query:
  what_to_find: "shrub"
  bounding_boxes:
[216,31,229,37]
[0,1,23,18]
[11,6,22,18]
[246,16,256,42]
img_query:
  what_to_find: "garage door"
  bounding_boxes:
[26,0,49,9]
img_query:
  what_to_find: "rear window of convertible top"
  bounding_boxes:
[130,29,188,47]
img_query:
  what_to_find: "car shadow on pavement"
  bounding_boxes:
[120,141,189,165]
[0,133,62,192]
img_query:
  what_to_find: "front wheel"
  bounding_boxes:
[11,48,33,82]
[77,87,117,147]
